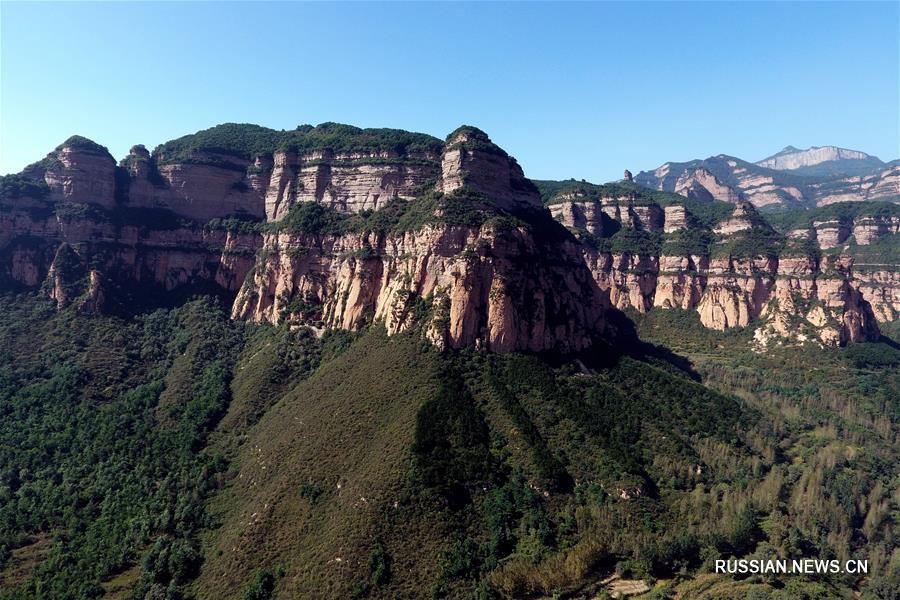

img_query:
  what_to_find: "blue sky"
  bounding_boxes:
[1,1,898,181]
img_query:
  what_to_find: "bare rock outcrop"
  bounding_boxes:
[713,202,767,235]
[232,221,608,353]
[548,192,891,345]
[757,146,873,171]
[674,168,742,203]
[23,138,117,208]
[264,149,439,221]
[440,127,541,211]
[663,205,690,233]
[637,152,899,210]
[2,125,895,351]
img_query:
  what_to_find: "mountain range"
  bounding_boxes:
[635,144,898,210]
[0,124,897,599]
[2,126,896,349]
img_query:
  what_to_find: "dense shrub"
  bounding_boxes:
[0,174,50,200]
[154,122,443,165]
[412,377,493,507]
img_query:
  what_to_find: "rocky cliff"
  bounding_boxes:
[543,182,897,347]
[264,148,439,220]
[233,128,609,353]
[1,125,614,353]
[2,123,897,350]
[756,145,878,171]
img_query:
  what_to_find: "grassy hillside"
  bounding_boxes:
[0,293,245,599]
[0,294,896,599]
[191,325,763,598]
[631,309,899,600]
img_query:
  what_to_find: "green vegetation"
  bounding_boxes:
[630,308,898,599]
[830,231,900,268]
[0,294,243,599]
[0,281,895,599]
[662,228,713,257]
[766,200,900,232]
[536,179,742,257]
[710,228,786,259]
[50,203,198,231]
[445,125,508,157]
[242,569,276,600]
[204,215,263,234]
[55,135,113,158]
[609,228,662,256]
[269,187,527,238]
[0,174,50,201]
[537,179,680,206]
[154,122,443,166]
[535,179,734,229]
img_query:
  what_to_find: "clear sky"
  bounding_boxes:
[1,1,898,181]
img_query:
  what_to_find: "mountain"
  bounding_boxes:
[536,180,896,346]
[636,148,899,210]
[756,145,884,176]
[1,123,898,599]
[2,124,896,349]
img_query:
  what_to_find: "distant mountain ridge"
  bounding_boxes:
[756,145,881,171]
[636,145,899,210]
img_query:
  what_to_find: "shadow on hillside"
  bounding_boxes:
[535,307,702,381]
[101,279,238,318]
[604,308,702,380]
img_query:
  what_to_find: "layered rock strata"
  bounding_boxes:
[264,149,439,221]
[549,199,892,346]
[232,222,607,353]
[2,126,897,350]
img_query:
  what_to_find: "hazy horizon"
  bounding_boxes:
[2,1,898,181]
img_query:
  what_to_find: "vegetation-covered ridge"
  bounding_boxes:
[267,186,531,238]
[534,179,735,229]
[54,135,114,158]
[444,125,510,158]
[153,122,444,166]
[767,200,900,232]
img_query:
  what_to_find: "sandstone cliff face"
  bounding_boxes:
[674,168,742,203]
[440,128,541,211]
[0,207,257,308]
[123,149,270,221]
[230,127,613,353]
[23,142,118,209]
[2,126,896,351]
[581,250,659,313]
[264,149,438,220]
[713,202,766,235]
[636,158,802,209]
[808,164,900,206]
[548,195,892,347]
[787,214,900,250]
[232,221,607,353]
[753,255,881,348]
[663,205,690,233]
[582,245,884,347]
[548,194,663,235]
[856,268,900,322]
